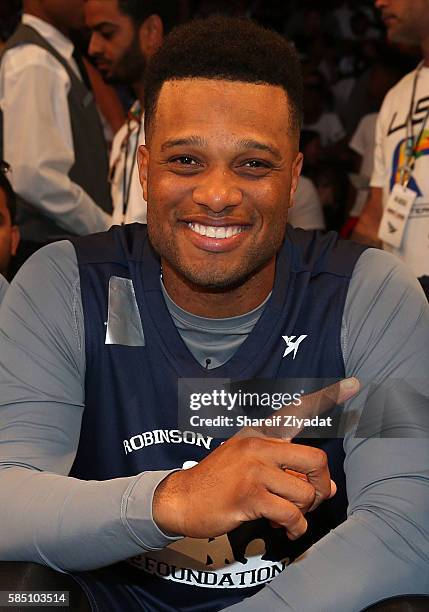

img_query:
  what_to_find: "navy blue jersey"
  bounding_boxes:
[69,224,366,611]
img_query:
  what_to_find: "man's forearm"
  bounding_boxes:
[351,209,382,246]
[0,466,179,571]
[14,169,112,236]
[351,188,383,247]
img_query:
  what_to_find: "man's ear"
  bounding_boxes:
[137,145,150,202]
[139,14,163,58]
[289,152,303,208]
[10,225,20,257]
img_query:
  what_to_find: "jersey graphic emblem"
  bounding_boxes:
[282,335,307,359]
[388,221,397,234]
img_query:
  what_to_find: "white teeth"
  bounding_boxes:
[188,223,243,239]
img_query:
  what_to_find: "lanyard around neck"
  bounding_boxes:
[401,62,429,187]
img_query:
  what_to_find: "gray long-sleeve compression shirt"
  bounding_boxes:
[0,241,428,611]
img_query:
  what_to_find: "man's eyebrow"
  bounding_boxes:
[161,136,207,151]
[236,139,283,160]
[161,136,282,159]
[92,22,117,31]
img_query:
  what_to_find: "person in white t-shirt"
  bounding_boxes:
[347,55,406,220]
[85,0,178,226]
[353,0,429,278]
[349,112,378,219]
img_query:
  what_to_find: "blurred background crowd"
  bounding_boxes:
[0,0,424,286]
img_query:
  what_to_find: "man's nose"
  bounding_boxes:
[192,169,243,212]
[88,33,103,58]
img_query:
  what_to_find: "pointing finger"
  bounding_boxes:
[238,377,360,441]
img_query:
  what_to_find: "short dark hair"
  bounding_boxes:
[0,170,17,225]
[144,16,303,137]
[118,0,179,33]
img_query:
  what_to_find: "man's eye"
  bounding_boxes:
[239,160,273,176]
[99,28,115,40]
[243,160,271,169]
[170,156,200,166]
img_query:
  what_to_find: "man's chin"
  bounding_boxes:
[387,27,420,46]
[188,276,246,292]
[95,67,118,84]
[99,72,116,84]
[179,270,246,292]
[175,258,272,293]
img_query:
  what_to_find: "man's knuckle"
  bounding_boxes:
[284,505,301,525]
[296,518,308,536]
[311,447,328,468]
[240,436,262,454]
[301,485,316,507]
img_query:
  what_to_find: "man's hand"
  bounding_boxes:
[153,377,360,541]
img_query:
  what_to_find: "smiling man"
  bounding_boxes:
[0,16,428,612]
[140,77,302,315]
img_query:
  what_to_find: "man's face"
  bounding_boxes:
[139,79,302,293]
[375,0,429,44]
[85,0,147,84]
[0,189,19,277]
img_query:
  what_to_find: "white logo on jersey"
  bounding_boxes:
[282,335,307,359]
